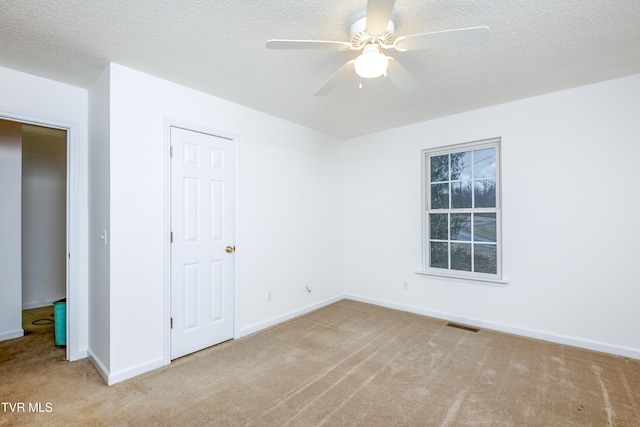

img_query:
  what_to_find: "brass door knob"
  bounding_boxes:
[225,245,236,253]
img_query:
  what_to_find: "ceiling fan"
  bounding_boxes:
[266,0,490,96]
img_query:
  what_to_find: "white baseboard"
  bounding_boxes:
[107,357,165,386]
[239,294,345,338]
[345,294,640,361]
[77,348,88,360]
[0,328,24,342]
[88,349,165,386]
[22,297,66,310]
[87,349,109,384]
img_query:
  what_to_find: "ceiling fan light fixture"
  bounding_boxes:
[354,44,388,79]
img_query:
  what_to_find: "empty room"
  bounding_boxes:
[1,1,639,425]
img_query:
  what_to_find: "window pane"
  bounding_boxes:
[430,242,448,269]
[474,213,496,242]
[450,213,471,241]
[474,179,496,208]
[474,244,497,274]
[431,183,449,209]
[429,214,448,240]
[451,151,472,181]
[451,181,472,208]
[474,148,496,179]
[430,155,449,182]
[451,243,471,271]
[424,140,500,279]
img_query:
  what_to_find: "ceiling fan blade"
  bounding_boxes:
[314,60,356,96]
[394,26,490,51]
[266,39,352,51]
[366,0,396,36]
[386,57,420,93]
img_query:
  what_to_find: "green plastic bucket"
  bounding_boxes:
[53,298,66,347]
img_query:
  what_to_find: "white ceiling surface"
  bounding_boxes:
[1,1,639,139]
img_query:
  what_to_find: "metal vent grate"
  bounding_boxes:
[446,322,479,333]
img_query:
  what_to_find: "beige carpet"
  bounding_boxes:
[1,300,639,426]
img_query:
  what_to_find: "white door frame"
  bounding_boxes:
[0,111,81,361]
[162,119,241,366]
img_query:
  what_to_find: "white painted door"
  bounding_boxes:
[170,126,235,360]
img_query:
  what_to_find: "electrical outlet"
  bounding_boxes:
[403,280,408,290]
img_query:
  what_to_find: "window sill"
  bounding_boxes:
[415,270,509,286]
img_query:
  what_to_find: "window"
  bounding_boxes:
[422,138,502,282]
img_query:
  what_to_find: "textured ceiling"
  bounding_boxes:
[1,1,639,139]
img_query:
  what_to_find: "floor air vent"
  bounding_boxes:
[446,322,480,333]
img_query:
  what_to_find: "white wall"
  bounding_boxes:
[98,63,344,384]
[87,66,111,374]
[0,65,89,358]
[344,73,640,358]
[21,127,67,309]
[0,120,24,341]
[7,59,638,384]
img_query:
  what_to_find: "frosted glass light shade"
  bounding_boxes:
[354,44,389,79]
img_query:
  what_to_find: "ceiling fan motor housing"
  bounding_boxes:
[349,17,395,49]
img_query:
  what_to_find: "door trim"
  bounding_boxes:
[162,119,240,366]
[0,111,81,361]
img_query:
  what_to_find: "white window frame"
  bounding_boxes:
[418,137,506,284]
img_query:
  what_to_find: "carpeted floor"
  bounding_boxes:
[1,300,639,426]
